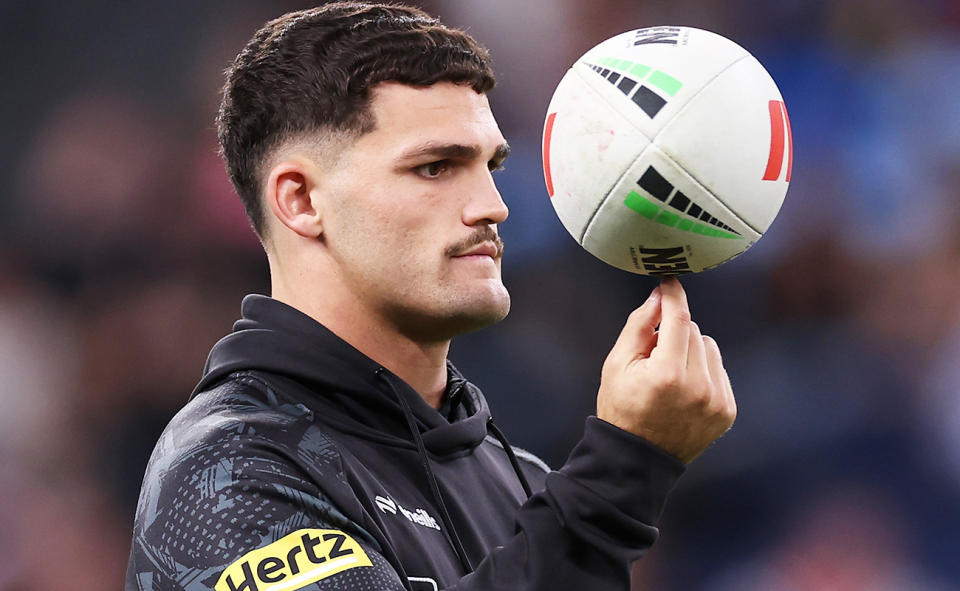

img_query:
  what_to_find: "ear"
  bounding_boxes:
[264,159,324,239]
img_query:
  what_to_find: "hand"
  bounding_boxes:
[596,278,736,463]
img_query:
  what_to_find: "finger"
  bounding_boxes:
[686,321,710,380]
[704,335,736,413]
[651,277,691,366]
[610,286,662,361]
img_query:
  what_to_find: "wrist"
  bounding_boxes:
[557,416,686,526]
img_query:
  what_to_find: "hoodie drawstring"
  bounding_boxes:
[377,369,475,573]
[376,369,535,576]
[486,418,533,499]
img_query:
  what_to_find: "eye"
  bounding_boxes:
[416,161,449,179]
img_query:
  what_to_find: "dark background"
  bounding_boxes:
[2,1,959,589]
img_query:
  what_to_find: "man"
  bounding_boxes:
[127,4,736,590]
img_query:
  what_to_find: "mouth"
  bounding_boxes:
[452,241,501,259]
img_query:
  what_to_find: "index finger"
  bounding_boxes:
[650,277,691,365]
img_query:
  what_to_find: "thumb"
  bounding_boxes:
[610,286,662,362]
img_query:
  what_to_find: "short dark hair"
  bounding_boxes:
[216,2,497,238]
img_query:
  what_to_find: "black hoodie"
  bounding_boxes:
[127,295,685,591]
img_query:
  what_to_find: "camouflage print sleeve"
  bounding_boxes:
[126,395,406,591]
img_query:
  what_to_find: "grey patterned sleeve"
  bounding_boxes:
[126,414,406,591]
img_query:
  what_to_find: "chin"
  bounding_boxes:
[436,286,511,337]
[391,287,511,341]
[458,292,511,332]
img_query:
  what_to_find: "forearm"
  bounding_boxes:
[449,417,685,590]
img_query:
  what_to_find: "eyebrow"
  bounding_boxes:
[395,141,511,166]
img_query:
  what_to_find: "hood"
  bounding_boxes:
[194,294,492,457]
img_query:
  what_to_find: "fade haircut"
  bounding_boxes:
[216,2,497,239]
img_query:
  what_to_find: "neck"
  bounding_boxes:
[270,263,450,409]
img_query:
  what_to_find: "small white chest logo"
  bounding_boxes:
[374,495,441,531]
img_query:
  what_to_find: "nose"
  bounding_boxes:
[462,168,509,226]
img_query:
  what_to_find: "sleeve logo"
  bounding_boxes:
[215,529,373,591]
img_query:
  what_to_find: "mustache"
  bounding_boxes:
[444,226,504,258]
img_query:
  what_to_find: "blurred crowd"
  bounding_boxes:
[2,1,959,589]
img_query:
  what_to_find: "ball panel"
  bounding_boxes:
[573,27,749,140]
[655,54,790,233]
[542,26,790,275]
[581,145,761,275]
[544,67,653,241]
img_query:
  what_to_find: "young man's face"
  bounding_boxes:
[318,81,511,341]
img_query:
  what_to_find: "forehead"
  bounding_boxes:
[359,82,505,156]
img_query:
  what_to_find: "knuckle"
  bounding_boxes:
[704,386,723,410]
[726,398,738,421]
[672,307,692,324]
[699,380,730,413]
[713,399,736,431]
[714,392,732,417]
[688,382,713,408]
[627,304,650,323]
[655,367,685,391]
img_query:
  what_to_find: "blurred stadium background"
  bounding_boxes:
[2,1,960,589]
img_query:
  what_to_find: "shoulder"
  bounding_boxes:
[153,372,336,471]
[129,374,371,590]
[134,373,351,533]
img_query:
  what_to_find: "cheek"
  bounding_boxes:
[336,211,435,280]
[329,194,388,246]
[328,182,453,274]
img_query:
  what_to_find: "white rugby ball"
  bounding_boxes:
[542,26,792,275]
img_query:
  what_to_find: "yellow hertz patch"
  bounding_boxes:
[215,529,373,591]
